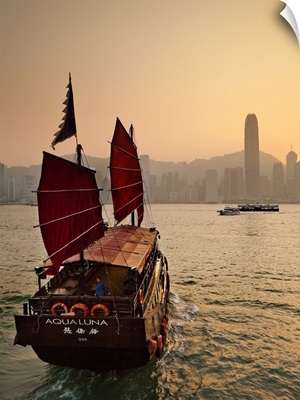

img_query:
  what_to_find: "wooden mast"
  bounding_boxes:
[129,124,135,227]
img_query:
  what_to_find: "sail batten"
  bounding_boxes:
[110,181,144,191]
[113,195,144,216]
[37,188,100,193]
[35,204,102,228]
[109,141,140,159]
[110,167,141,172]
[110,118,144,226]
[43,219,104,263]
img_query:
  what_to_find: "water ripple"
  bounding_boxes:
[1,204,300,400]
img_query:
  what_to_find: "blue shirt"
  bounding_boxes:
[95,281,109,296]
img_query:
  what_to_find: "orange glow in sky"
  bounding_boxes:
[1,0,300,167]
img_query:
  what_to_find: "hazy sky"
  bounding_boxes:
[1,0,300,167]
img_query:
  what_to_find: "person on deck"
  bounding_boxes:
[95,277,110,296]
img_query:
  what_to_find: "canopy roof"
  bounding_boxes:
[44,225,158,274]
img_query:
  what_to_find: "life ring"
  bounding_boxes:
[147,338,158,355]
[70,303,89,317]
[51,302,69,316]
[156,334,164,358]
[91,303,109,317]
[138,289,144,305]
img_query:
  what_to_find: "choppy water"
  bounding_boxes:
[0,204,299,400]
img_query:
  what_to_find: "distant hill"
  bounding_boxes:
[4,150,282,193]
[149,150,282,182]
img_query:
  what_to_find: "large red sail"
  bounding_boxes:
[110,118,144,226]
[37,152,104,274]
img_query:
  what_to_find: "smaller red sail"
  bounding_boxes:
[37,152,104,274]
[110,118,144,226]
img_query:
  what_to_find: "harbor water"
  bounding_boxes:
[0,204,299,399]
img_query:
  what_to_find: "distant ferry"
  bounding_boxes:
[238,203,279,212]
[218,206,240,215]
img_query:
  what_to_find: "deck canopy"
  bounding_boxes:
[46,225,158,274]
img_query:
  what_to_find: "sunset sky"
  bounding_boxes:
[1,0,300,167]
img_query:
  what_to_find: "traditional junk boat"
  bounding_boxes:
[14,75,170,370]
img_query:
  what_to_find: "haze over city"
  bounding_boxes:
[1,0,300,168]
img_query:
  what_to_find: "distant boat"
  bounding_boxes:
[238,203,279,212]
[14,74,170,370]
[218,206,241,215]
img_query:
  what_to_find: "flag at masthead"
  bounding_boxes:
[51,73,77,149]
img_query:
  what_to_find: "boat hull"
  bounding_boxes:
[14,243,170,370]
[14,313,162,370]
[218,206,240,215]
[218,210,240,215]
[238,204,279,212]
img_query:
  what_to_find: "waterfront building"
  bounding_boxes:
[205,169,218,202]
[286,148,298,197]
[260,175,270,199]
[223,167,244,201]
[7,175,15,202]
[160,171,179,202]
[20,175,37,204]
[272,162,285,200]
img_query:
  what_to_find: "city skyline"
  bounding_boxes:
[1,145,299,204]
[1,0,300,168]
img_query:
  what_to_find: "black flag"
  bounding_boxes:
[51,73,77,149]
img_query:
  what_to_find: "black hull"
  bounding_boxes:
[238,204,279,212]
[14,310,167,370]
[239,208,279,212]
[33,345,150,370]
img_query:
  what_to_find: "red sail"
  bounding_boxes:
[110,118,144,226]
[37,152,104,274]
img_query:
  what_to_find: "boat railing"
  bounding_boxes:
[133,248,163,316]
[29,295,134,317]
[29,244,162,318]
[37,263,99,296]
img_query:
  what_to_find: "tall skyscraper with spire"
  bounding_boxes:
[286,147,297,196]
[244,113,260,200]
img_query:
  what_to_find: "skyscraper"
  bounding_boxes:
[205,169,218,202]
[244,113,260,200]
[286,147,297,196]
[223,167,244,201]
[272,162,285,199]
